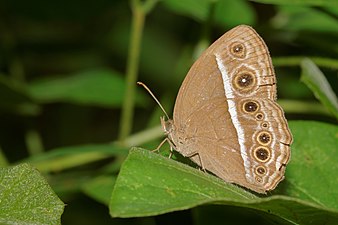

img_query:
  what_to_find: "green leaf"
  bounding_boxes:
[251,0,338,6]
[280,121,338,209]
[82,175,116,205]
[110,147,257,217]
[27,69,148,107]
[0,163,64,225]
[110,121,338,224]
[300,58,338,119]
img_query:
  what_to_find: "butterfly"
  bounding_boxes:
[140,25,292,193]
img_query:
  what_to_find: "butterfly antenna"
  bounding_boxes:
[137,81,170,120]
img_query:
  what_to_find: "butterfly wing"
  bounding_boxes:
[171,25,292,193]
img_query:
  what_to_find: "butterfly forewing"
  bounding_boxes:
[169,25,292,193]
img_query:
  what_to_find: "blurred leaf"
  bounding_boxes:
[0,163,64,225]
[273,6,338,32]
[108,22,183,86]
[137,27,184,85]
[25,144,128,173]
[300,58,338,119]
[278,99,331,116]
[27,69,148,107]
[214,0,256,27]
[0,75,40,115]
[273,56,338,70]
[161,0,210,22]
[251,0,338,6]
[110,121,338,225]
[162,0,255,27]
[82,175,116,205]
[47,171,100,196]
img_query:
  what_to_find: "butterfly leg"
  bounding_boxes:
[185,151,206,172]
[151,137,168,153]
[168,145,174,159]
[151,137,176,159]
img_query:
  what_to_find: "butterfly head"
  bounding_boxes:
[160,116,174,135]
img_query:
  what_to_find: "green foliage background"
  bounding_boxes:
[0,0,337,224]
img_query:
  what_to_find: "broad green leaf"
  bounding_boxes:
[280,121,338,209]
[25,144,128,173]
[27,69,148,107]
[0,163,64,225]
[110,121,338,224]
[192,204,286,225]
[251,0,338,6]
[300,58,338,119]
[82,175,116,205]
[110,147,257,217]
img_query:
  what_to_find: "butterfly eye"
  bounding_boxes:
[261,122,269,129]
[255,166,266,175]
[237,73,253,87]
[230,42,246,58]
[257,131,272,145]
[255,176,263,183]
[233,71,256,93]
[255,113,264,120]
[233,44,243,53]
[254,147,271,162]
[243,101,259,113]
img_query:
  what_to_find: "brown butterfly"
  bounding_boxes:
[140,25,292,193]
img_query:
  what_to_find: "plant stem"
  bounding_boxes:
[118,0,146,143]
[118,0,159,143]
